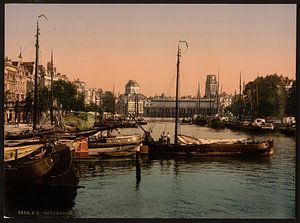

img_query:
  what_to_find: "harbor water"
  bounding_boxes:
[5,122,295,218]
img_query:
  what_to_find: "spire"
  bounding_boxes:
[197,81,201,99]
[51,49,53,65]
[18,47,23,60]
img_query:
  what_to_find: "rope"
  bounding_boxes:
[148,71,176,131]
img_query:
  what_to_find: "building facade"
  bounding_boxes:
[116,80,147,116]
[4,56,27,123]
[144,98,219,118]
[204,74,218,98]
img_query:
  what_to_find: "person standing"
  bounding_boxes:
[167,132,170,145]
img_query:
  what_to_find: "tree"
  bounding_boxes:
[228,74,291,119]
[53,80,79,112]
[24,92,33,122]
[102,91,115,113]
[38,86,50,113]
[73,92,85,112]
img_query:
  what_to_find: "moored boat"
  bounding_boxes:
[87,131,144,157]
[5,143,56,190]
[143,42,274,158]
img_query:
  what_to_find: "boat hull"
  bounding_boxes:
[147,140,273,157]
[88,134,143,156]
[5,156,55,189]
[89,144,141,156]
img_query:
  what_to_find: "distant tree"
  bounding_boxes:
[73,92,85,112]
[228,74,290,119]
[24,92,33,122]
[53,80,78,112]
[102,91,115,113]
[85,102,98,112]
[38,86,50,113]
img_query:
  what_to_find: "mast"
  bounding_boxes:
[50,50,54,125]
[220,84,223,116]
[33,14,47,130]
[216,67,220,116]
[256,73,259,118]
[197,81,201,116]
[239,71,242,121]
[136,93,139,118]
[33,20,40,130]
[175,44,180,145]
[175,41,188,145]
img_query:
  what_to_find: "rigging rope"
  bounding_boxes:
[148,70,176,132]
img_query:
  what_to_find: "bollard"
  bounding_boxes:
[136,144,141,185]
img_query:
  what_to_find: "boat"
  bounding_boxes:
[5,15,79,195]
[4,143,46,161]
[137,117,148,125]
[181,118,193,125]
[143,41,274,157]
[87,129,144,157]
[208,117,226,129]
[4,127,58,140]
[225,119,275,133]
[193,115,208,126]
[4,143,55,189]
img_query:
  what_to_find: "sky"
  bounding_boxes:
[5,4,296,97]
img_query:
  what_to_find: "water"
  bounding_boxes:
[5,122,296,218]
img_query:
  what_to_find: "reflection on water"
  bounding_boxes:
[5,123,296,218]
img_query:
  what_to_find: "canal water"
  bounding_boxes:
[5,122,296,218]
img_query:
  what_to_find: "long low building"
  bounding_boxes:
[144,98,220,118]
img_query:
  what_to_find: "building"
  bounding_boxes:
[4,55,27,123]
[144,97,219,118]
[204,74,218,98]
[116,80,147,116]
[125,80,140,95]
[73,79,103,106]
[40,61,68,88]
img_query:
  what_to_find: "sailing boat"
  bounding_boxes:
[144,41,273,157]
[5,15,79,192]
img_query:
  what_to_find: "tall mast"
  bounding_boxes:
[174,41,187,145]
[33,20,40,130]
[136,93,139,118]
[50,50,54,125]
[175,44,180,145]
[256,73,259,118]
[197,81,201,115]
[239,71,242,121]
[33,14,47,130]
[216,66,220,116]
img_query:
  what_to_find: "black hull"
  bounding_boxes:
[146,140,273,158]
[193,118,208,126]
[208,119,226,129]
